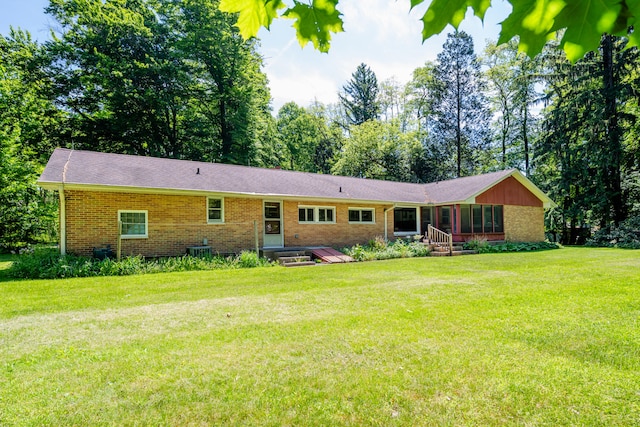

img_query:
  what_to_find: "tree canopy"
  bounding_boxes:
[219,0,639,61]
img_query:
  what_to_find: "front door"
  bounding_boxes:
[263,201,284,248]
[421,207,432,235]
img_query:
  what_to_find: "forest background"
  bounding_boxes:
[2,0,640,250]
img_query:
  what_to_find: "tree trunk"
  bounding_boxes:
[601,34,624,225]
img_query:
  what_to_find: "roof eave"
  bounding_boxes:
[37,182,424,206]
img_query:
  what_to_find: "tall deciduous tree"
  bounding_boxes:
[332,120,420,182]
[483,38,541,173]
[339,63,380,126]
[537,35,639,243]
[169,0,273,164]
[276,102,342,173]
[379,77,408,129]
[404,62,439,133]
[45,0,273,164]
[432,31,490,178]
[0,30,58,249]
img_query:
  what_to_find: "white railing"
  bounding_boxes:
[426,224,453,255]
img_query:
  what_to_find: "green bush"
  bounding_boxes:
[585,216,640,249]
[463,237,489,251]
[236,250,273,268]
[474,241,561,254]
[8,248,275,280]
[342,238,430,262]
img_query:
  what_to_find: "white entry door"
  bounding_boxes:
[263,201,284,248]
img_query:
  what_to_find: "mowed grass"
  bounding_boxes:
[1,248,639,426]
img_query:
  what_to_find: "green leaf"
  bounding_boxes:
[497,0,564,57]
[420,0,491,41]
[219,0,285,39]
[283,0,344,53]
[553,0,622,61]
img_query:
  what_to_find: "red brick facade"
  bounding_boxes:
[63,190,392,257]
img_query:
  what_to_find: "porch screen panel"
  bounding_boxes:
[493,206,504,232]
[460,205,471,233]
[439,207,451,229]
[472,205,482,233]
[484,205,494,232]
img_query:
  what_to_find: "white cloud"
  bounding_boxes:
[268,68,340,112]
[258,0,511,111]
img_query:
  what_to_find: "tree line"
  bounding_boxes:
[1,0,640,249]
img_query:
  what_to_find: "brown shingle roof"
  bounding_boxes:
[38,148,551,206]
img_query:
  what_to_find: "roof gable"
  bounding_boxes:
[476,176,543,207]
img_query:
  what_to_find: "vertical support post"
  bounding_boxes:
[254,220,259,256]
[117,220,122,261]
[384,206,395,242]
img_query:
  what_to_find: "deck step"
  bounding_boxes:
[278,255,311,265]
[430,249,478,257]
[275,251,309,258]
[283,261,317,267]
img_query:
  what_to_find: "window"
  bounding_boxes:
[207,197,224,223]
[394,207,417,232]
[438,207,451,230]
[464,205,504,234]
[460,205,471,233]
[484,205,493,231]
[349,208,375,223]
[119,210,147,238]
[298,206,335,224]
[472,205,483,233]
[299,207,314,222]
[493,206,504,232]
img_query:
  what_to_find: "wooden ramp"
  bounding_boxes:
[311,247,354,264]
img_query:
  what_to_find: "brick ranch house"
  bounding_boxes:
[38,148,553,257]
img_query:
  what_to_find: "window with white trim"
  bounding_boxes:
[298,206,335,223]
[119,210,148,238]
[348,208,375,223]
[207,197,224,223]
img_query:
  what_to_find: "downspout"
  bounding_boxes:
[384,205,396,241]
[59,149,72,256]
[58,185,66,255]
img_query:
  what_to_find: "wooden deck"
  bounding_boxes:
[311,247,354,264]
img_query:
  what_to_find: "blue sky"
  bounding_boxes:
[1,0,510,112]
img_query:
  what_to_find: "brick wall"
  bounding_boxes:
[64,190,393,257]
[65,190,262,257]
[282,201,391,248]
[504,205,545,242]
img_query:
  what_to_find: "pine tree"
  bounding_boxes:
[339,63,380,126]
[431,31,490,178]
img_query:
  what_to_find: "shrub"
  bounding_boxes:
[235,251,273,268]
[476,241,561,254]
[342,238,429,261]
[463,237,489,251]
[585,216,640,249]
[8,248,275,280]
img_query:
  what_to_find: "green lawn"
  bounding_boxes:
[1,248,639,426]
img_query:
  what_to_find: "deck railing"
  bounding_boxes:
[426,224,453,255]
